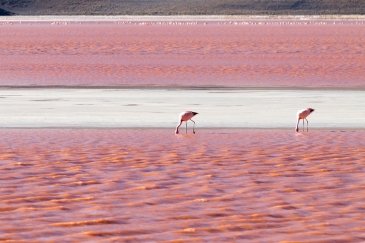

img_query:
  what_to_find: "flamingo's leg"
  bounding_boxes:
[305,118,309,132]
[185,121,188,134]
[190,119,196,134]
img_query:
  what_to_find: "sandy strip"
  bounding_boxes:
[0,88,364,128]
[1,15,365,24]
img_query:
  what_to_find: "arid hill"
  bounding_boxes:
[1,0,365,15]
[0,7,13,15]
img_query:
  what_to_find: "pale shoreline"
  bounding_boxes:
[0,88,364,128]
[1,15,365,24]
[0,85,365,91]
[0,127,364,130]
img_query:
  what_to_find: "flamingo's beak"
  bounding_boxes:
[193,112,198,115]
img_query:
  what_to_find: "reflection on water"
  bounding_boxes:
[0,88,364,128]
[0,129,364,241]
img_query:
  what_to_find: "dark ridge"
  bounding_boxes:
[1,0,365,15]
[0,7,14,15]
[291,0,306,10]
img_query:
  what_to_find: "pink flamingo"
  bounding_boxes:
[296,108,315,132]
[175,111,198,134]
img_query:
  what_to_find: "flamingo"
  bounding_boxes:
[296,108,315,132]
[175,111,198,134]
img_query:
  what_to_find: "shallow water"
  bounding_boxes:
[0,88,364,128]
[0,22,365,87]
[0,129,364,241]
[1,19,364,242]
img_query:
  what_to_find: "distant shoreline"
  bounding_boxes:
[1,15,365,24]
[0,85,364,91]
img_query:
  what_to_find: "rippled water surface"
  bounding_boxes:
[0,21,365,87]
[0,129,364,241]
[1,19,364,241]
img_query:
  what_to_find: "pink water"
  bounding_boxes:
[1,22,365,87]
[1,20,365,242]
[1,129,365,241]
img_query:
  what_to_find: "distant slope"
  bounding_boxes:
[1,0,365,15]
[0,7,14,15]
